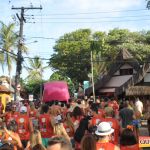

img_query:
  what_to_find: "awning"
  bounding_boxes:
[104,75,132,88]
[126,86,150,96]
[99,88,115,93]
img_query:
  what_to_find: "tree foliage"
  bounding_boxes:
[0,22,28,75]
[25,56,48,82]
[0,22,18,74]
[50,28,150,84]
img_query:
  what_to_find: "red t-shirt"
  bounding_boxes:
[5,112,19,125]
[120,144,140,150]
[39,114,53,138]
[16,114,30,140]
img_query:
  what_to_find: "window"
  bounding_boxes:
[120,68,133,75]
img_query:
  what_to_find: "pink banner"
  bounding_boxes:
[42,81,70,102]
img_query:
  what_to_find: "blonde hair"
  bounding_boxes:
[53,123,64,136]
[53,123,70,141]
[30,130,42,148]
[65,112,74,132]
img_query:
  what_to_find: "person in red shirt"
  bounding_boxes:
[89,103,103,126]
[0,103,19,126]
[95,122,120,150]
[1,120,23,150]
[39,104,53,147]
[29,102,38,130]
[101,108,120,145]
[16,106,33,148]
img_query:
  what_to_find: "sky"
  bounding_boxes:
[0,0,150,80]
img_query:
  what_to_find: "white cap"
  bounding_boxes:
[95,122,114,136]
[20,106,27,113]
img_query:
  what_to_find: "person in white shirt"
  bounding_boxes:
[135,98,143,114]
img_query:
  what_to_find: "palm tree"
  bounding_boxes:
[25,56,48,81]
[0,22,28,88]
[0,22,17,75]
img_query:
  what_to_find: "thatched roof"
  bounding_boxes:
[126,86,150,96]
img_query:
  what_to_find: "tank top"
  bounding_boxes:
[39,114,53,138]
[96,142,115,150]
[120,144,140,150]
[16,114,30,140]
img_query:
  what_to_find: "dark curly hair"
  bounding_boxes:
[120,128,137,146]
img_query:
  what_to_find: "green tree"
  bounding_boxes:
[0,22,28,75]
[50,29,93,83]
[0,22,17,75]
[50,28,150,84]
[25,56,48,82]
[107,28,150,61]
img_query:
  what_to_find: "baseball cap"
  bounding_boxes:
[20,106,27,113]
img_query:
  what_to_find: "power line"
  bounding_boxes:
[26,8,147,16]
[0,47,49,61]
[0,47,17,57]
[24,56,50,60]
[26,14,150,20]
[27,18,150,24]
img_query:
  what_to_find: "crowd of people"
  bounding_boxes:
[0,96,147,150]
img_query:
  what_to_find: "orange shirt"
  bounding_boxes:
[3,132,21,150]
[39,114,53,138]
[96,142,115,150]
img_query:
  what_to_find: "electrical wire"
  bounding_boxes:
[26,8,148,16]
[0,47,17,56]
[26,14,150,20]
[26,18,150,24]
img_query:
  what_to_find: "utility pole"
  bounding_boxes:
[91,51,95,102]
[12,6,42,101]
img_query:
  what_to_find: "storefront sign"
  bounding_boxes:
[139,136,150,148]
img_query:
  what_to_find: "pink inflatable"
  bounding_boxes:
[42,81,70,102]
